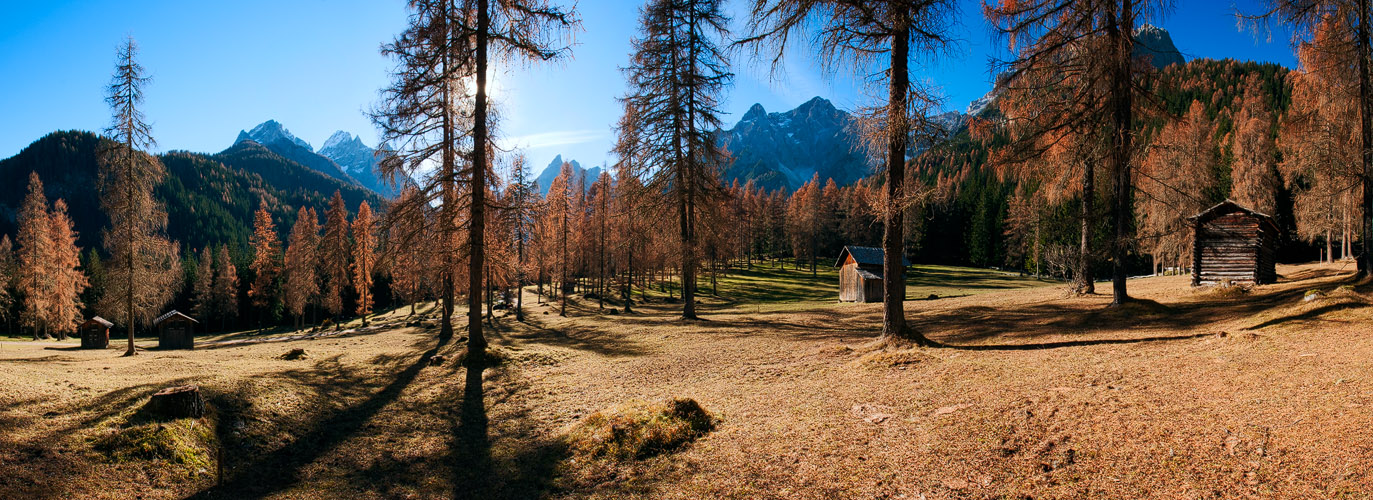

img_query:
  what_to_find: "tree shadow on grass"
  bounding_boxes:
[185,341,444,499]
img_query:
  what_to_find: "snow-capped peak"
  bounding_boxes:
[320,131,355,152]
[242,120,313,152]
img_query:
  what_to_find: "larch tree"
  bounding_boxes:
[387,187,431,316]
[98,37,180,355]
[0,236,14,335]
[352,201,377,326]
[192,246,215,321]
[46,200,88,340]
[1229,76,1281,214]
[212,245,239,332]
[986,0,1169,306]
[623,0,733,320]
[1280,14,1362,262]
[1246,0,1373,275]
[320,191,351,321]
[547,164,572,317]
[508,154,538,321]
[16,173,53,339]
[284,206,322,329]
[740,0,958,341]
[248,200,282,329]
[1137,100,1216,272]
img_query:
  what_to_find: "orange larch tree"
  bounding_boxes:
[352,201,377,326]
[320,191,351,321]
[46,200,88,340]
[284,206,321,329]
[248,200,282,329]
[16,172,53,339]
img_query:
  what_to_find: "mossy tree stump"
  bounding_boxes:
[145,385,205,419]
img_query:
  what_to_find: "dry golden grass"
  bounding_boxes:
[2,262,1372,499]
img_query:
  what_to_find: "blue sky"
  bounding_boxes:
[1,0,1297,175]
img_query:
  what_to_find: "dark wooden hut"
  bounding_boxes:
[1189,200,1279,286]
[834,246,909,303]
[79,316,113,349]
[155,310,198,350]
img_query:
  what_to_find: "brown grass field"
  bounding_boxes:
[2,261,1371,499]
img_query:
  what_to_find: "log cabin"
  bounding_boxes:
[1189,200,1279,286]
[155,310,198,350]
[79,316,113,349]
[834,246,909,303]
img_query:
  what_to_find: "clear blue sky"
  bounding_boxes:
[1,0,1297,174]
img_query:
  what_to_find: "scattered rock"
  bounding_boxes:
[942,478,969,490]
[865,413,893,424]
[430,354,449,366]
[926,294,939,300]
[279,348,307,361]
[932,403,972,417]
[1303,290,1324,302]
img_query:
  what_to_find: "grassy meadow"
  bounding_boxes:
[2,262,1372,499]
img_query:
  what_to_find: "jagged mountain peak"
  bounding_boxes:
[240,119,313,152]
[320,131,359,152]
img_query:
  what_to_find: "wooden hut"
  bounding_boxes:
[154,310,198,350]
[1189,200,1279,286]
[834,246,909,303]
[79,316,113,349]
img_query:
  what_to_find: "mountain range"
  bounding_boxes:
[534,28,1183,193]
[235,121,403,198]
[535,155,603,195]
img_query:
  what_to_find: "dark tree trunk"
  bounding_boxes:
[1109,1,1132,306]
[1360,0,1373,277]
[467,0,490,359]
[881,16,920,344]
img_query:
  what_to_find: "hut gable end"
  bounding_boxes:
[1190,200,1278,286]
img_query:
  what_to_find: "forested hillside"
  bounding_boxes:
[0,130,382,254]
[899,58,1302,276]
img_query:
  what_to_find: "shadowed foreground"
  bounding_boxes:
[2,263,1371,499]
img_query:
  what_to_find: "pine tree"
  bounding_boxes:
[352,201,377,326]
[212,245,239,332]
[98,37,179,355]
[320,191,351,320]
[16,173,52,340]
[248,200,281,329]
[46,200,88,340]
[284,206,321,329]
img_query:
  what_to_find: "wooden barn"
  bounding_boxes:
[1189,200,1279,286]
[834,246,909,303]
[79,316,113,349]
[155,310,198,350]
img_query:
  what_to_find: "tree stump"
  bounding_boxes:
[145,385,205,419]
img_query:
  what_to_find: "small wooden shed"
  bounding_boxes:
[155,310,198,350]
[1189,200,1279,286]
[79,316,113,349]
[834,246,909,303]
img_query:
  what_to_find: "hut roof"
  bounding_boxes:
[154,310,198,326]
[834,246,911,268]
[1188,199,1279,232]
[856,268,882,280]
[83,316,113,328]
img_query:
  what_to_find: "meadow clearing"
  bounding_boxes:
[1,262,1370,499]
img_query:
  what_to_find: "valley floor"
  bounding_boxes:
[2,262,1371,499]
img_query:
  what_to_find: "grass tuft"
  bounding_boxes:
[566,398,716,461]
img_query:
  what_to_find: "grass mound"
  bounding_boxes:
[93,418,215,471]
[566,398,716,461]
[859,348,934,368]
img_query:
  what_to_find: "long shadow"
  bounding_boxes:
[926,332,1214,351]
[504,316,647,358]
[185,338,445,499]
[1243,301,1370,331]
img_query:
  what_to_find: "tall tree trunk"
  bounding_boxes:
[1078,161,1096,294]
[439,7,456,343]
[468,0,490,358]
[1360,0,1373,277]
[881,13,918,343]
[1109,2,1133,306]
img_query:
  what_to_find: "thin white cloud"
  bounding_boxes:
[503,129,604,150]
